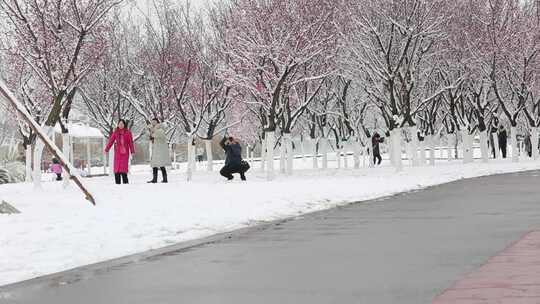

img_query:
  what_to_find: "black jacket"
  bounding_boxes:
[372,135,383,156]
[498,130,507,145]
[220,137,242,166]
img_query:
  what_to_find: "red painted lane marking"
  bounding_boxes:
[433,231,540,304]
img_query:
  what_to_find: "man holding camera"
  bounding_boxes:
[219,135,249,181]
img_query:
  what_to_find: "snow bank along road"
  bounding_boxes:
[2,170,540,303]
[1,159,540,288]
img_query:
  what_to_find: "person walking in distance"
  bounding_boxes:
[219,135,249,181]
[105,119,135,184]
[372,133,384,165]
[498,125,508,159]
[525,133,532,158]
[490,119,499,158]
[147,118,170,183]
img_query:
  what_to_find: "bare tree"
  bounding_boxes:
[0,0,124,187]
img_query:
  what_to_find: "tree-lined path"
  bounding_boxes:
[3,170,540,304]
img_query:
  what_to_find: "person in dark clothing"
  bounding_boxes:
[114,173,129,184]
[372,133,384,165]
[498,125,507,158]
[524,133,532,157]
[220,136,248,181]
[490,118,500,158]
[489,128,496,158]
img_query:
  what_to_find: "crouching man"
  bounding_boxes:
[220,136,249,181]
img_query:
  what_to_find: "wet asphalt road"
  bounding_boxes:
[2,171,540,304]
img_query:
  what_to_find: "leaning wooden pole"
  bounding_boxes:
[0,78,96,205]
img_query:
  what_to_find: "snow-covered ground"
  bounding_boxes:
[1,155,540,286]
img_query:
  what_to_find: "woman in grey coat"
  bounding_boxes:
[148,118,171,183]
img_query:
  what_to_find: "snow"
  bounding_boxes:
[53,123,104,138]
[1,157,540,286]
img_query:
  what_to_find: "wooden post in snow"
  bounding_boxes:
[0,79,96,205]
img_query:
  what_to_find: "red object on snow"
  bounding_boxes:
[105,128,135,174]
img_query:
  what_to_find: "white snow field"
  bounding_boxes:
[1,156,540,286]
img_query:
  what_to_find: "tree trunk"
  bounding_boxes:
[300,138,306,162]
[172,145,178,168]
[479,130,489,163]
[353,138,361,169]
[191,142,197,173]
[25,146,32,182]
[70,137,75,164]
[519,140,526,161]
[364,145,371,168]
[108,149,114,174]
[104,143,109,174]
[311,138,318,169]
[429,135,436,166]
[390,128,402,171]
[454,134,459,159]
[33,127,53,188]
[462,130,473,164]
[171,145,176,169]
[419,139,426,166]
[86,137,92,176]
[62,133,71,187]
[193,144,198,173]
[336,144,342,169]
[102,137,107,176]
[265,131,275,180]
[388,134,395,167]
[406,141,414,167]
[279,143,286,174]
[532,127,539,160]
[321,137,328,170]
[186,135,195,181]
[510,126,519,163]
[284,133,294,176]
[33,140,44,188]
[205,139,213,172]
[342,141,349,169]
[447,134,454,161]
[7,135,15,159]
[260,139,267,172]
[492,133,500,159]
[409,126,419,166]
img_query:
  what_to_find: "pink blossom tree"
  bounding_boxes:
[339,0,458,170]
[214,0,337,179]
[121,0,240,179]
[464,0,540,162]
[79,16,142,139]
[2,58,52,181]
[0,0,124,187]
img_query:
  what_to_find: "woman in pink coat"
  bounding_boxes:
[105,119,135,184]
